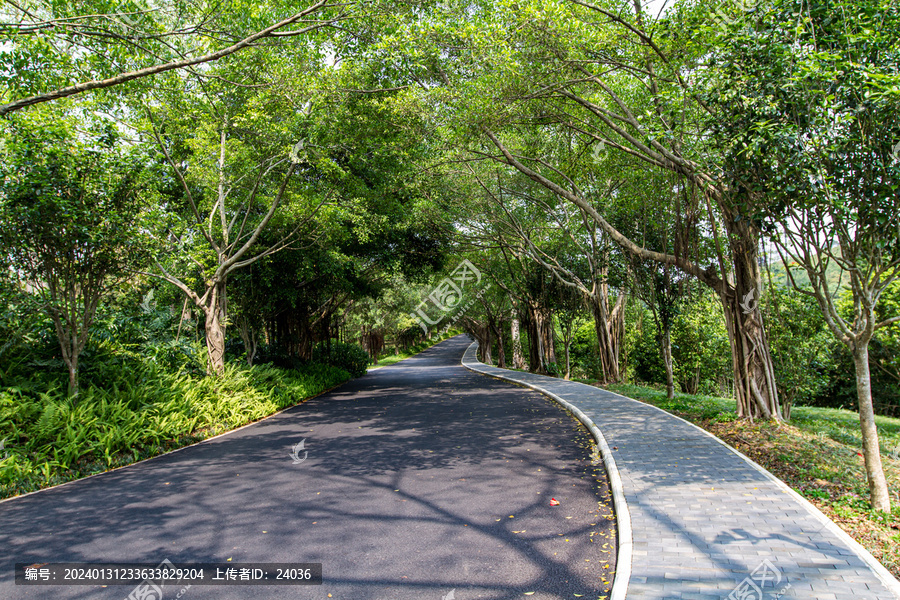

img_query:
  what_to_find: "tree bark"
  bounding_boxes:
[660,327,675,400]
[540,309,556,366]
[522,306,544,373]
[204,281,227,375]
[718,220,780,420]
[511,311,525,369]
[494,316,507,369]
[238,317,258,366]
[478,324,493,365]
[852,342,891,512]
[589,292,622,383]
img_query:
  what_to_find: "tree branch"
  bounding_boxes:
[0,1,343,115]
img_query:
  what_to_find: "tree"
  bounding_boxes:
[211,62,451,367]
[143,53,328,374]
[379,0,782,418]
[706,0,900,510]
[0,111,151,395]
[455,158,627,381]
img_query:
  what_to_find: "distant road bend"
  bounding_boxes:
[0,334,616,600]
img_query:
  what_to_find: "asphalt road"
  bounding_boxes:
[0,335,615,600]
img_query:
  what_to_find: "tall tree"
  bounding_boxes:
[0,110,151,394]
[468,0,782,419]
[378,0,783,418]
[706,0,900,510]
[145,52,326,374]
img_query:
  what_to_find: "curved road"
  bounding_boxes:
[0,335,615,600]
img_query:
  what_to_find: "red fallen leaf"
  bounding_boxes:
[857,452,863,457]
[550,498,560,506]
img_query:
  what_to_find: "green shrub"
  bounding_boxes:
[569,321,603,380]
[311,341,371,378]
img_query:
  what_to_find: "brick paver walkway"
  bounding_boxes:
[462,342,900,600]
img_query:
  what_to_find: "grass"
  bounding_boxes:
[594,382,900,580]
[368,330,462,369]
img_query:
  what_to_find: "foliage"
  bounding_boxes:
[311,341,371,378]
[670,290,732,396]
[0,109,155,394]
[813,281,900,417]
[0,354,350,500]
[763,285,838,412]
[568,320,604,381]
[621,293,729,396]
[628,309,667,386]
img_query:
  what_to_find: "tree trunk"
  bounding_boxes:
[610,291,625,375]
[204,281,227,375]
[511,312,525,369]
[479,324,493,365]
[524,306,545,373]
[239,318,258,366]
[540,309,556,366]
[660,327,675,400]
[67,360,79,397]
[52,321,80,397]
[852,342,891,512]
[589,293,621,383]
[720,218,781,421]
[494,317,507,369]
